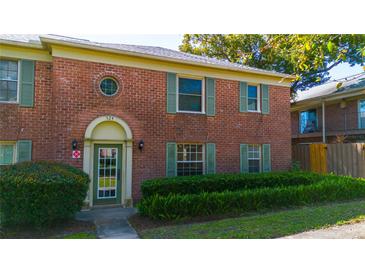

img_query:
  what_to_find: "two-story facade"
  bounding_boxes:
[291,73,365,144]
[0,34,293,207]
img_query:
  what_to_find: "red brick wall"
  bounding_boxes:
[1,57,292,200]
[0,61,54,160]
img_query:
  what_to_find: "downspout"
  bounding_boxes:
[322,101,326,143]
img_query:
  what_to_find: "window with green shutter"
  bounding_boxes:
[261,84,269,114]
[240,144,249,173]
[17,140,32,162]
[205,143,216,174]
[262,144,271,172]
[239,82,248,112]
[0,143,15,165]
[166,73,177,113]
[19,60,35,107]
[166,142,177,176]
[206,78,216,116]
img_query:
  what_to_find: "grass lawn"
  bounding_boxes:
[136,200,365,239]
[63,232,98,239]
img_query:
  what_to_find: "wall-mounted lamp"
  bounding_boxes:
[72,139,78,150]
[340,100,347,109]
[138,140,144,150]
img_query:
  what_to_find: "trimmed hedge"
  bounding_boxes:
[141,172,326,198]
[138,176,365,220]
[0,161,89,227]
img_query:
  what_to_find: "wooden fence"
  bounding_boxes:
[292,143,365,177]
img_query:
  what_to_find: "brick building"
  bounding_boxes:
[0,35,293,207]
[291,73,365,144]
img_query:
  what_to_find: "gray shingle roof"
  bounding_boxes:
[0,34,292,78]
[294,73,365,103]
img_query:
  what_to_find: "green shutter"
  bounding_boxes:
[206,78,216,116]
[240,144,248,173]
[262,144,271,172]
[206,143,216,174]
[19,60,35,107]
[17,140,32,162]
[0,145,14,165]
[166,142,177,176]
[166,73,177,114]
[261,84,269,114]
[240,81,248,112]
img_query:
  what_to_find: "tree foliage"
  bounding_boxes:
[179,34,365,92]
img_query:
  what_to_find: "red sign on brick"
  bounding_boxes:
[72,150,81,159]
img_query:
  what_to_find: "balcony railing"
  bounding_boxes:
[299,111,365,135]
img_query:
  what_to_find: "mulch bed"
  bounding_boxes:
[0,219,96,239]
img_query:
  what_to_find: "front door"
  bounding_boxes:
[93,144,122,205]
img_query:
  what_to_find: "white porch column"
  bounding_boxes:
[83,140,92,206]
[322,101,326,143]
[125,140,133,206]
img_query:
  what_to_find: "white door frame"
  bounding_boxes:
[83,115,133,207]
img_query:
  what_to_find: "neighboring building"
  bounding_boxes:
[0,34,293,207]
[291,73,365,144]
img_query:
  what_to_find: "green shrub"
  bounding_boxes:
[0,161,89,227]
[138,176,365,220]
[141,172,326,198]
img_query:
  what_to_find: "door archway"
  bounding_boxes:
[83,115,133,207]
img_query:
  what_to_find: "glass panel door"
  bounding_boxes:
[93,144,122,205]
[98,147,118,199]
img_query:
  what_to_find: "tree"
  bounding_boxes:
[179,34,365,93]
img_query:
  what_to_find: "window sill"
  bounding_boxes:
[177,111,206,115]
[247,110,262,113]
[0,101,18,105]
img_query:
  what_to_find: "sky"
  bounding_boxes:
[79,34,363,80]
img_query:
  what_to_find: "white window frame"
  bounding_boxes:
[176,75,205,114]
[99,77,119,97]
[0,141,17,165]
[0,60,20,104]
[247,83,261,113]
[358,99,365,129]
[299,108,318,134]
[248,144,261,173]
[176,143,205,175]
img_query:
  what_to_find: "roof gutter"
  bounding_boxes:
[0,39,44,49]
[291,87,365,111]
[38,36,295,80]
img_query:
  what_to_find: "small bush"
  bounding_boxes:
[138,176,365,220]
[0,161,89,227]
[141,172,326,198]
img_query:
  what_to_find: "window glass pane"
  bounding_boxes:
[0,60,18,81]
[0,144,14,165]
[178,78,202,95]
[300,109,317,133]
[248,99,257,111]
[176,144,204,176]
[179,94,202,112]
[360,100,365,112]
[100,78,118,96]
[249,159,260,173]
[248,145,260,173]
[248,85,257,98]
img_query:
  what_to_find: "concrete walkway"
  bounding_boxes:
[283,220,365,239]
[76,207,139,239]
